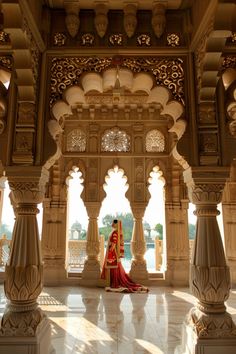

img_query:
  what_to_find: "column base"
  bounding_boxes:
[81,259,101,286]
[166,259,189,286]
[129,259,148,282]
[175,308,236,354]
[0,308,53,354]
[43,259,68,286]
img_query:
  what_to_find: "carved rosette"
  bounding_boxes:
[190,265,230,313]
[4,265,43,309]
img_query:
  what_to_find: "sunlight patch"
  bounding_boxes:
[135,339,164,353]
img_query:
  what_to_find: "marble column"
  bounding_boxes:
[177,171,236,354]
[0,166,53,354]
[165,201,190,286]
[41,160,68,285]
[81,201,101,285]
[129,202,148,282]
[222,181,236,286]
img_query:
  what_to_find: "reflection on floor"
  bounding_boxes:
[0,285,236,354]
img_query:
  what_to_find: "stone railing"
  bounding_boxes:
[0,234,11,267]
[0,233,194,272]
[67,234,105,271]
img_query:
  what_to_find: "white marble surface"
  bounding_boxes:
[0,285,236,354]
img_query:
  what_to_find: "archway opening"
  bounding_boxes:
[0,178,43,271]
[144,166,165,272]
[67,167,88,272]
[99,165,133,271]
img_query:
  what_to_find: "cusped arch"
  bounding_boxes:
[50,67,187,170]
[64,158,86,202]
[101,164,131,205]
[145,162,166,202]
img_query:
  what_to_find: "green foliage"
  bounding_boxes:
[189,223,196,239]
[101,213,134,241]
[80,229,87,239]
[154,223,163,239]
[0,223,12,240]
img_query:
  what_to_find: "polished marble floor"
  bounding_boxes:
[0,285,236,354]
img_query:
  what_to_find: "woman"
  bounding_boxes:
[101,219,148,293]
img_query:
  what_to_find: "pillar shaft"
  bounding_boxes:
[165,201,190,286]
[0,166,52,351]
[183,168,236,342]
[81,201,101,284]
[222,181,236,286]
[129,202,148,281]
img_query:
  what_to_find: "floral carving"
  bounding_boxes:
[222,56,236,70]
[167,33,180,47]
[231,32,236,43]
[18,102,35,124]
[189,308,236,338]
[0,56,12,70]
[0,31,10,44]
[191,265,230,308]
[101,127,130,152]
[66,129,86,152]
[0,307,46,337]
[5,265,43,304]
[137,34,151,46]
[191,184,224,204]
[146,129,165,152]
[54,32,67,46]
[81,33,94,46]
[109,34,123,46]
[50,56,184,105]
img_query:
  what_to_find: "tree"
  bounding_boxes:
[154,223,163,239]
[189,223,196,239]
[0,223,12,240]
[101,213,134,241]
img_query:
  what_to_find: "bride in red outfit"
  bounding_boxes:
[101,219,148,293]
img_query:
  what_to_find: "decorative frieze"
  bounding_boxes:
[50,56,184,105]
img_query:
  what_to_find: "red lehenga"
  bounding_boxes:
[100,221,148,293]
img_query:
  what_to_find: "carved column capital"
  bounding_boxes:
[5,166,49,205]
[84,201,101,219]
[130,202,147,219]
[183,167,229,205]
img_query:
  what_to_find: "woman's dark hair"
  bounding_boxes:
[113,219,118,224]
